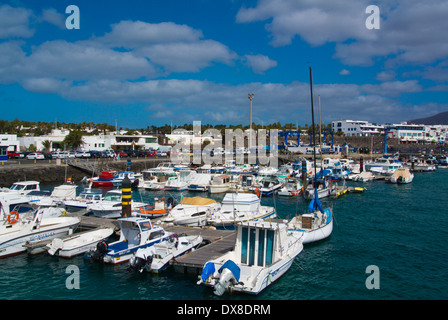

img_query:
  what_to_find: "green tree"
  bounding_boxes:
[62,130,84,150]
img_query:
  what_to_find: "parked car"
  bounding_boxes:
[141,150,156,157]
[75,151,91,158]
[156,151,167,157]
[27,152,45,160]
[105,150,115,158]
[42,152,52,159]
[89,151,102,158]
[7,151,20,158]
[51,151,62,159]
[116,150,128,157]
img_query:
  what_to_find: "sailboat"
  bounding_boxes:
[288,66,333,244]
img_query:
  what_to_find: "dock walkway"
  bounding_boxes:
[24,212,236,273]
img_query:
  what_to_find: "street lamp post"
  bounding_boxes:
[248,93,254,149]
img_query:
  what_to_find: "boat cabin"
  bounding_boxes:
[0,193,33,220]
[221,193,260,213]
[78,190,103,202]
[116,217,165,248]
[103,190,122,202]
[5,181,40,195]
[211,175,230,185]
[234,221,287,267]
[240,174,256,187]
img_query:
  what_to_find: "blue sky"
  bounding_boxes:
[1,0,447,128]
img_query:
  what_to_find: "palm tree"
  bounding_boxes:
[62,130,84,150]
[42,140,52,152]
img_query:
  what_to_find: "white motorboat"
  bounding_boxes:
[131,197,174,219]
[46,228,114,257]
[251,177,283,196]
[128,234,203,273]
[0,181,40,195]
[303,180,334,200]
[87,217,171,264]
[365,157,403,175]
[404,161,436,172]
[0,206,79,258]
[209,175,231,194]
[140,169,178,190]
[162,196,221,227]
[229,174,257,193]
[111,171,142,188]
[165,170,196,191]
[197,220,304,295]
[63,187,103,210]
[278,178,302,196]
[349,171,375,182]
[187,173,212,192]
[28,184,77,208]
[389,168,414,184]
[0,193,33,221]
[87,189,147,219]
[207,193,276,229]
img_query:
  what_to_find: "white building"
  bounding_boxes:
[0,134,20,152]
[18,129,160,152]
[19,129,70,151]
[166,129,218,146]
[107,133,159,150]
[332,120,384,136]
[386,123,426,143]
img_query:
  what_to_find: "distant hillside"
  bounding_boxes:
[408,111,448,125]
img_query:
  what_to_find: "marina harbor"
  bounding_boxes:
[1,147,447,299]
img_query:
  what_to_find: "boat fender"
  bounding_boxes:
[7,211,19,224]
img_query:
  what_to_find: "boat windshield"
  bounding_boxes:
[10,184,26,191]
[104,193,121,201]
[139,221,152,231]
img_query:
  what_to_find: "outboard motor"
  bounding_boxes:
[128,248,154,273]
[87,241,108,263]
[166,197,175,209]
[128,256,150,273]
[213,260,241,296]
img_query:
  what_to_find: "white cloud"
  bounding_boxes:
[137,40,237,73]
[99,20,237,73]
[40,8,65,29]
[237,0,448,69]
[103,21,203,47]
[339,69,350,75]
[244,54,277,74]
[236,0,374,47]
[0,5,34,38]
[376,71,396,82]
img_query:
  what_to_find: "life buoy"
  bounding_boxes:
[7,211,19,224]
[243,169,248,172]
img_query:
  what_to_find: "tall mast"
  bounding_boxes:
[309,66,317,182]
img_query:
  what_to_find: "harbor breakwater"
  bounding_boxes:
[0,158,166,187]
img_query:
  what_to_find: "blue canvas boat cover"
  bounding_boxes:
[201,262,216,282]
[218,260,241,282]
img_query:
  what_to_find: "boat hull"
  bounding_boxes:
[0,218,79,258]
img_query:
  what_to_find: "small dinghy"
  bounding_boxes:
[128,234,203,273]
[47,228,114,258]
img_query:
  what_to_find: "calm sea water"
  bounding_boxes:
[1,169,448,300]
